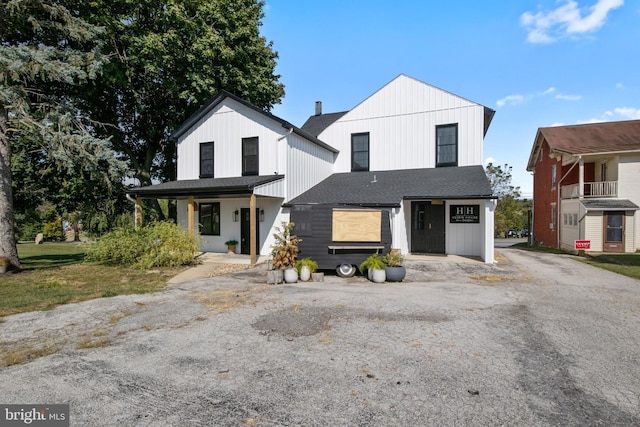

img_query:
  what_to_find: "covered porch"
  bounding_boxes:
[127,175,285,265]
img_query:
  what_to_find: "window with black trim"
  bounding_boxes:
[242,137,259,176]
[351,132,369,171]
[436,124,458,167]
[200,203,220,235]
[200,142,214,178]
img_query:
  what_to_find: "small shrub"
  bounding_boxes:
[86,222,201,268]
[42,220,63,241]
[270,222,300,270]
[382,250,404,267]
[359,253,385,273]
[295,257,318,275]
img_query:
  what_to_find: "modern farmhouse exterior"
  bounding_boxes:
[526,120,640,253]
[128,74,497,266]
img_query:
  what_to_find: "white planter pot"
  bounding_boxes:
[300,266,311,281]
[370,268,386,283]
[284,268,298,283]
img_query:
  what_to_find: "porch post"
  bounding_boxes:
[135,197,143,229]
[578,156,584,199]
[187,196,195,237]
[250,193,257,265]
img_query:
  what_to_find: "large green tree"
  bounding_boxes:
[1,0,125,268]
[486,163,528,237]
[77,0,285,218]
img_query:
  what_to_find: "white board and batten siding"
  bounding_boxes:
[176,98,285,180]
[318,74,486,173]
[285,132,335,201]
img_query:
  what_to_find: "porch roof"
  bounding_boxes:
[284,165,495,208]
[580,199,640,211]
[127,175,284,199]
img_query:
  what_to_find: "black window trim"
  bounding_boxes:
[242,136,259,176]
[200,141,215,178]
[199,202,221,236]
[436,123,458,168]
[351,132,370,172]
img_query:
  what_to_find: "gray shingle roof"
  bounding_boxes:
[580,199,639,210]
[127,175,284,199]
[285,166,494,207]
[301,112,348,137]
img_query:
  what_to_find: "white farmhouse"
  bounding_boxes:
[129,74,497,270]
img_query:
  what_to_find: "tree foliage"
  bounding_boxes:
[486,163,529,237]
[77,0,285,218]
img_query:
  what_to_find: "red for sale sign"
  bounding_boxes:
[575,240,591,250]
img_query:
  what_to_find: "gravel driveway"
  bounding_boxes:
[1,248,639,426]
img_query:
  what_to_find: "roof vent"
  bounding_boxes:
[315,101,322,116]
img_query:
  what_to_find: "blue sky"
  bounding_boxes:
[260,0,639,198]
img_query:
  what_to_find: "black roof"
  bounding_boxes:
[301,112,348,137]
[127,175,284,199]
[169,90,338,154]
[580,199,639,210]
[285,165,495,207]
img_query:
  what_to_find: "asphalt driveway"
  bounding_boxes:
[1,248,639,426]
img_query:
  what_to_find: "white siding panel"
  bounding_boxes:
[319,76,486,173]
[446,200,483,257]
[625,211,635,253]
[285,133,335,201]
[177,99,286,180]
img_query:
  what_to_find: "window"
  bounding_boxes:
[242,137,259,176]
[550,203,556,230]
[200,203,220,235]
[436,124,458,167]
[200,142,214,178]
[351,133,369,171]
[551,164,557,189]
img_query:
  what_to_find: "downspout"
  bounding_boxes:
[556,155,581,249]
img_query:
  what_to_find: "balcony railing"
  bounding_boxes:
[561,181,618,199]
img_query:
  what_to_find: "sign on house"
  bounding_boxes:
[450,205,480,224]
[575,240,591,250]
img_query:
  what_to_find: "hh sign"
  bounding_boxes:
[575,240,591,250]
[450,205,480,224]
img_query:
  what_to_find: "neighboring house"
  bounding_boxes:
[526,120,640,253]
[128,74,497,266]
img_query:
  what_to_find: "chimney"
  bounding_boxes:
[315,101,322,116]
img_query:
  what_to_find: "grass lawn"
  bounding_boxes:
[0,242,186,318]
[578,253,640,280]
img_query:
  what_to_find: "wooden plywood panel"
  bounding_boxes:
[332,209,381,242]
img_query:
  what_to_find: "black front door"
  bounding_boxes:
[411,201,445,253]
[240,208,260,255]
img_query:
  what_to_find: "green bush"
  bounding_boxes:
[42,220,63,241]
[86,222,201,268]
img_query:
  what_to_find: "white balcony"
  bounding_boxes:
[561,181,618,199]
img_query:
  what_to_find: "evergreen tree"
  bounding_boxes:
[0,0,125,268]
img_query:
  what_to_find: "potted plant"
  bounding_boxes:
[295,257,318,282]
[359,253,386,283]
[225,239,239,254]
[0,256,11,274]
[270,222,301,283]
[382,249,406,282]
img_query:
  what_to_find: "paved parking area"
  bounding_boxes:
[1,248,639,426]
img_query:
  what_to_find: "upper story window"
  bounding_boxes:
[436,124,458,167]
[200,142,214,178]
[351,132,370,172]
[551,164,557,188]
[242,137,259,176]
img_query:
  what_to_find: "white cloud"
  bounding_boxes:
[541,87,556,95]
[485,157,496,165]
[550,122,566,127]
[616,82,624,89]
[521,0,624,43]
[580,107,640,123]
[496,94,524,107]
[555,93,582,101]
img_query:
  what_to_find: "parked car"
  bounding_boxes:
[507,229,520,238]
[521,229,529,237]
